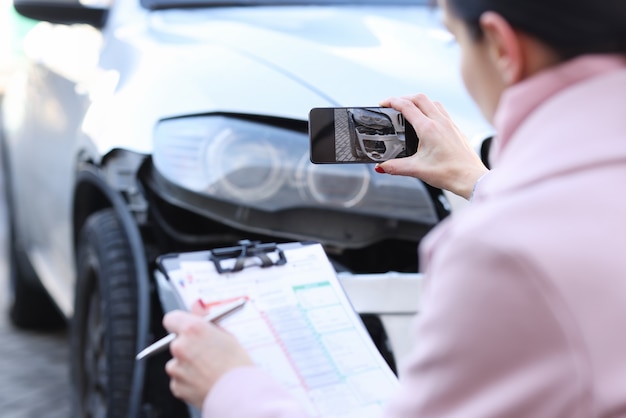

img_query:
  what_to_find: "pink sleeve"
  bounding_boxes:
[383,233,590,418]
[203,366,310,418]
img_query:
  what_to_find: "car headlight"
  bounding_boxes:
[350,108,394,134]
[153,115,439,225]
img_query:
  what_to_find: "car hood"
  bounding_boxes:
[85,5,491,154]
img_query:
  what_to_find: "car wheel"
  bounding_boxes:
[7,241,67,330]
[71,208,138,418]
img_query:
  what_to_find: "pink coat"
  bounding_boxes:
[203,55,626,418]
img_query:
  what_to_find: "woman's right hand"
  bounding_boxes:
[163,309,255,410]
[376,94,489,200]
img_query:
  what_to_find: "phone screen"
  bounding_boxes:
[309,107,418,164]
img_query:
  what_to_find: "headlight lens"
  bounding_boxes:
[153,115,439,224]
[204,125,285,202]
[350,108,394,133]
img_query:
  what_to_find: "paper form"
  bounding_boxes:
[166,243,399,418]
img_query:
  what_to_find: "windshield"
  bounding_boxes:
[145,0,427,10]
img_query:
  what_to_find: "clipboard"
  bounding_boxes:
[155,240,400,418]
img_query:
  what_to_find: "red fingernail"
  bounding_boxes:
[375,165,386,174]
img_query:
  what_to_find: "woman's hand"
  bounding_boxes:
[163,309,254,409]
[376,94,489,200]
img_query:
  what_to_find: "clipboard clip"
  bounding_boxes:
[210,240,287,274]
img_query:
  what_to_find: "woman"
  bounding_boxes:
[163,0,626,416]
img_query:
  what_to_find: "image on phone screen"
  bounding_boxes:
[309,107,418,164]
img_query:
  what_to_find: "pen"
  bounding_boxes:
[136,297,248,360]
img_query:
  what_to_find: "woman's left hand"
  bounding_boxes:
[376,94,488,199]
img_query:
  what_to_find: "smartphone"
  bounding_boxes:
[309,107,418,164]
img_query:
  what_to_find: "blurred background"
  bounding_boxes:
[0,4,72,417]
[0,0,35,91]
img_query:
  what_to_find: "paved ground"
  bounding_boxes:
[0,129,73,417]
[334,109,359,162]
[0,294,73,418]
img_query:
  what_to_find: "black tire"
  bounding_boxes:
[0,96,65,330]
[71,208,138,418]
[7,242,67,330]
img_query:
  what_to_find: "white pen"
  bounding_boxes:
[136,297,248,360]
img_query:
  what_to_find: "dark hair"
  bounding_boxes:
[446,0,626,59]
